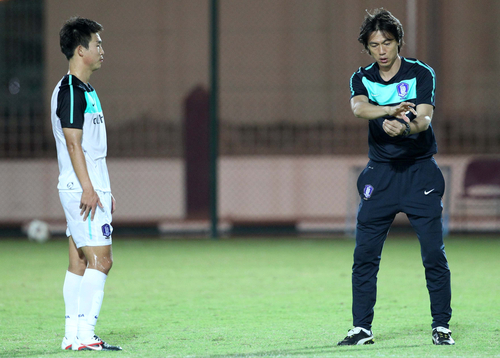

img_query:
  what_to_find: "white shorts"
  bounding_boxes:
[59,191,113,249]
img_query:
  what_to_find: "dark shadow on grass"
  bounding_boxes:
[201,344,422,358]
[0,350,48,358]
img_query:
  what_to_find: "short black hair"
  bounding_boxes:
[59,17,103,60]
[358,8,404,53]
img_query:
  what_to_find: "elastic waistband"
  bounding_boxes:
[369,156,434,166]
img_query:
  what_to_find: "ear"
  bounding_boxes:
[76,45,85,58]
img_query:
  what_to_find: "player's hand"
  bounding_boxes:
[80,189,104,221]
[387,101,417,122]
[383,119,406,137]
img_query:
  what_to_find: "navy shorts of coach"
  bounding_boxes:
[352,157,452,330]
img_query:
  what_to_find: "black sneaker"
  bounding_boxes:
[337,327,374,346]
[432,327,455,345]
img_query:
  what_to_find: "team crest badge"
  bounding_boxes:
[396,82,409,98]
[363,185,374,200]
[101,224,111,238]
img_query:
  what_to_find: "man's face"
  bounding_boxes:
[367,30,399,70]
[82,33,104,71]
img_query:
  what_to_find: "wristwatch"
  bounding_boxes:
[401,122,411,137]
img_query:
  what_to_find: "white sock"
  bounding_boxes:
[77,269,107,341]
[63,271,83,340]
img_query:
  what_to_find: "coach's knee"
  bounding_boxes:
[421,243,448,270]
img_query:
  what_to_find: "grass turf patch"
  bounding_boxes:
[0,235,499,357]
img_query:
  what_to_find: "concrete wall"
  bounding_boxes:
[0,155,476,231]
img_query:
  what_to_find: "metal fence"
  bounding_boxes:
[1,0,499,235]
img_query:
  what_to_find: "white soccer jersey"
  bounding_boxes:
[51,74,111,192]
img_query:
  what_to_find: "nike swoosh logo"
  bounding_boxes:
[424,189,435,195]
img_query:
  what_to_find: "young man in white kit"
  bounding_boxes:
[51,17,121,351]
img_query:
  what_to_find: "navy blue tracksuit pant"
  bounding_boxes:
[353,157,452,330]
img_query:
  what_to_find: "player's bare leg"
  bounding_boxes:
[72,244,121,351]
[68,236,87,275]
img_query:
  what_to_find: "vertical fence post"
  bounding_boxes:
[209,0,219,239]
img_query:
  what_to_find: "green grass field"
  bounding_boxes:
[0,235,499,357]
